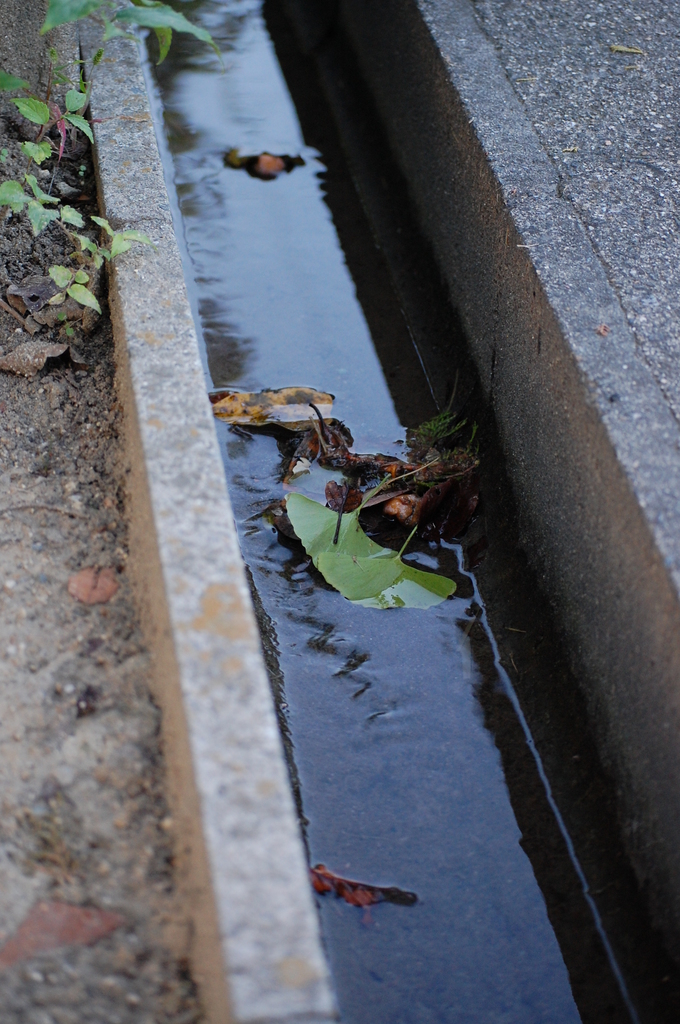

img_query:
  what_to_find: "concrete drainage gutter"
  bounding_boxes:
[71,0,680,1010]
[284,0,680,956]
[81,27,336,1024]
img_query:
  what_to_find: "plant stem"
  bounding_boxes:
[397,525,419,559]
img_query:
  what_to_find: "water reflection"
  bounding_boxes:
[147,2,587,1021]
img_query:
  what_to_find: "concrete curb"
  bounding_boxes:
[82,26,336,1024]
[287,0,680,953]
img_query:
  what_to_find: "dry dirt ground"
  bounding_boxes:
[0,104,203,1023]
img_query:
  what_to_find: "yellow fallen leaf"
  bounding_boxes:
[562,146,578,153]
[211,387,333,429]
[610,44,644,55]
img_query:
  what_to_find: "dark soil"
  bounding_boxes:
[0,100,203,1023]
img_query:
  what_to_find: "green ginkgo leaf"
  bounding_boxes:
[286,493,379,563]
[316,550,455,608]
[285,493,455,609]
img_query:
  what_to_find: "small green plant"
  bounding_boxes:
[0,1,216,324]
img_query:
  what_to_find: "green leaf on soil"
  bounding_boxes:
[27,200,60,235]
[25,174,59,204]
[67,283,101,313]
[41,0,105,33]
[61,205,85,227]
[49,265,73,289]
[12,98,50,125]
[114,5,220,58]
[0,180,29,211]
[73,269,89,284]
[21,140,52,164]
[65,89,86,113]
[286,493,455,609]
[0,70,30,92]
[76,233,97,253]
[91,215,114,236]
[64,113,93,143]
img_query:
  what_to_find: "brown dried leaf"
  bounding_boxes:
[0,902,124,969]
[310,864,417,908]
[0,341,68,377]
[420,474,480,542]
[32,296,83,327]
[23,317,42,336]
[67,567,119,605]
[7,275,59,314]
[211,387,333,430]
[325,480,363,513]
[5,292,27,315]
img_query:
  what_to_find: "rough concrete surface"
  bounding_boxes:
[0,0,77,94]
[82,25,337,1024]
[290,0,680,956]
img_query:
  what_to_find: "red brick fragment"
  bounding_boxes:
[0,901,125,969]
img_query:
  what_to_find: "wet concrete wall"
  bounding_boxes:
[283,0,680,958]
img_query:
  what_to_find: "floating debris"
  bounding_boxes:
[310,864,417,908]
[224,148,305,180]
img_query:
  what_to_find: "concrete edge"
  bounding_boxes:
[285,0,680,952]
[81,25,337,1024]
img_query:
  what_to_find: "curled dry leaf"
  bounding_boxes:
[310,864,417,908]
[7,275,59,314]
[0,901,125,969]
[32,296,83,327]
[67,566,119,605]
[325,479,363,513]
[211,387,334,430]
[262,499,298,540]
[420,474,480,542]
[0,340,68,377]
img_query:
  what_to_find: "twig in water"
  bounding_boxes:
[332,482,349,545]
